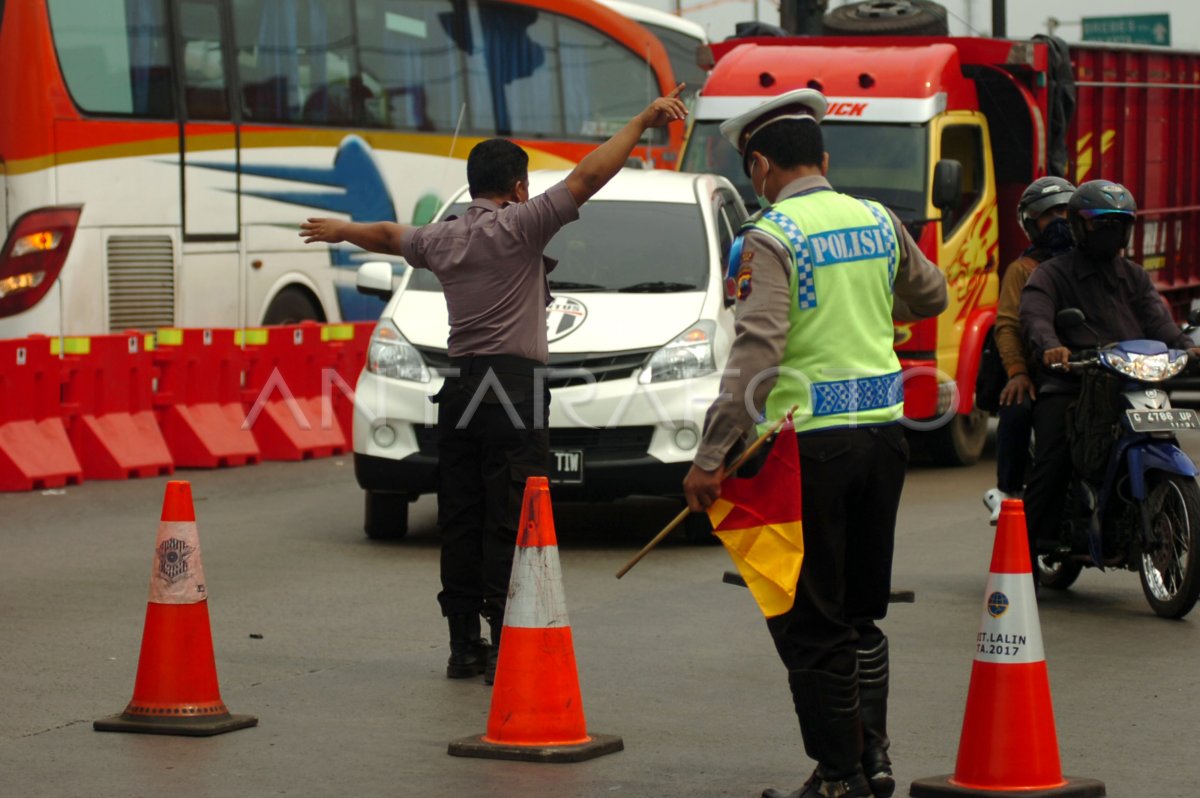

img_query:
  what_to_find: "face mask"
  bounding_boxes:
[1083,223,1128,262]
[755,166,771,211]
[1036,217,1073,256]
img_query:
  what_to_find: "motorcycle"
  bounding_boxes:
[1036,308,1200,619]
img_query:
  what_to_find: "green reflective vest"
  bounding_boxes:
[749,189,904,434]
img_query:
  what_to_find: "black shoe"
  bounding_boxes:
[446,614,487,679]
[858,639,893,798]
[762,769,874,798]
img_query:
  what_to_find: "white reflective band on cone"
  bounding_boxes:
[974,571,1044,665]
[147,521,207,604]
[505,545,569,629]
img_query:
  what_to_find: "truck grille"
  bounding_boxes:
[414,425,654,462]
[107,235,175,332]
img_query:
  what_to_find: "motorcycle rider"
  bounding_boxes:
[981,177,1075,524]
[1020,180,1199,574]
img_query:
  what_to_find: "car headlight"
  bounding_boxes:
[367,320,430,382]
[638,321,716,384]
[1101,350,1187,382]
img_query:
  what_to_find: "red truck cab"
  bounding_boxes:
[682,35,1200,465]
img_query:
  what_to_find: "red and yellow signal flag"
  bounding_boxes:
[706,421,804,618]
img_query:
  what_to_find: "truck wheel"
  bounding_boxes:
[823,0,949,36]
[924,407,988,466]
[263,287,323,325]
[364,491,410,540]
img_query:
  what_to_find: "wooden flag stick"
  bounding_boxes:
[615,405,799,579]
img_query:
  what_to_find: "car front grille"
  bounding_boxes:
[414,425,654,463]
[415,347,654,389]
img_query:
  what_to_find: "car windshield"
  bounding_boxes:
[680,120,928,218]
[406,200,709,292]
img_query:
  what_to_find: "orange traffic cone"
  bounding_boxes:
[94,481,256,736]
[910,500,1104,796]
[448,477,622,762]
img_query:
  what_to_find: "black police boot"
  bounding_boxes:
[761,668,873,798]
[858,639,894,798]
[483,614,503,685]
[445,613,487,679]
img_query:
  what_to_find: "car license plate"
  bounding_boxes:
[1126,408,1200,433]
[550,449,584,485]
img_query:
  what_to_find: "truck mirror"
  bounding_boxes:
[356,261,395,300]
[932,159,963,214]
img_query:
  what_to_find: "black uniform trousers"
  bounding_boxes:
[1023,392,1076,563]
[434,356,550,621]
[765,424,909,674]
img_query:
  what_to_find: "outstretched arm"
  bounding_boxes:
[565,84,688,207]
[299,218,410,255]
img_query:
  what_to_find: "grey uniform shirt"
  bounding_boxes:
[694,175,948,471]
[399,181,579,364]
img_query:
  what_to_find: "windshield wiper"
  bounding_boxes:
[548,280,604,291]
[616,281,699,293]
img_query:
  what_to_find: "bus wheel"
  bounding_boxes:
[822,0,949,36]
[263,287,324,325]
[924,407,988,467]
[364,491,410,540]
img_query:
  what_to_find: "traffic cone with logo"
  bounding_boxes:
[448,477,622,762]
[94,481,257,736]
[910,500,1104,796]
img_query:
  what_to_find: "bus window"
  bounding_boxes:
[558,13,659,141]
[178,0,231,120]
[640,23,706,100]
[356,0,469,132]
[474,2,562,137]
[46,0,174,117]
[233,0,359,125]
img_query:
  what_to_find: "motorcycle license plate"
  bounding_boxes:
[550,450,584,485]
[1125,408,1200,433]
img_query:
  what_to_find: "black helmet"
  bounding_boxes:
[1068,179,1137,252]
[1018,176,1074,241]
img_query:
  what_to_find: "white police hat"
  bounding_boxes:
[719,88,829,155]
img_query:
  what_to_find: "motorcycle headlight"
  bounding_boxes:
[1101,350,1187,382]
[367,320,430,383]
[638,321,717,384]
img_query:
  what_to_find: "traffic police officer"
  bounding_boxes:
[683,89,947,798]
[301,87,688,684]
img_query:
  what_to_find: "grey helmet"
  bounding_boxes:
[1067,180,1137,250]
[1017,176,1075,241]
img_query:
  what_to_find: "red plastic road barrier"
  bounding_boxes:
[322,322,374,450]
[63,333,173,480]
[154,329,260,468]
[0,336,83,491]
[239,324,347,461]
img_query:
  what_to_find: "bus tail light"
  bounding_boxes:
[0,206,82,317]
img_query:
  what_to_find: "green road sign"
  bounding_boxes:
[1082,14,1171,46]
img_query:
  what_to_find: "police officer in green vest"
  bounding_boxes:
[683,89,948,798]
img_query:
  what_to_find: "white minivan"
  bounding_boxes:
[352,169,748,540]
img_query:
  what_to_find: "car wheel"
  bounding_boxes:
[823,0,949,36]
[364,490,410,540]
[263,287,323,325]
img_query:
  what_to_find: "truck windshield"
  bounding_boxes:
[681,120,928,218]
[407,200,709,293]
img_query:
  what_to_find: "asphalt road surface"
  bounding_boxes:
[3,433,1199,797]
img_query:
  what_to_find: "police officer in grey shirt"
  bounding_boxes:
[301,86,688,684]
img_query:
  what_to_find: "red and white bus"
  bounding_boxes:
[0,0,680,336]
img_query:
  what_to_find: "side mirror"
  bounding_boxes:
[1188,308,1200,327]
[1056,308,1087,329]
[356,261,395,300]
[932,159,963,214]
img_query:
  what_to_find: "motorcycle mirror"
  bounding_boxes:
[1056,308,1087,329]
[1188,308,1200,327]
